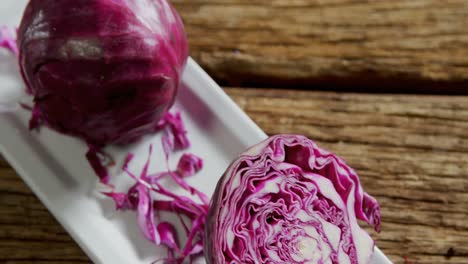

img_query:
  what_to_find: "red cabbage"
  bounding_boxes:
[0,26,21,113]
[157,111,190,151]
[0,26,18,55]
[104,145,208,263]
[205,135,381,264]
[177,153,203,178]
[104,117,205,263]
[17,0,188,146]
[85,110,190,184]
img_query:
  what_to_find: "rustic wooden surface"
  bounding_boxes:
[2,1,468,264]
[1,89,468,264]
[173,0,468,92]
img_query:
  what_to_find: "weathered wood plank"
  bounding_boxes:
[173,0,468,92]
[0,165,88,263]
[0,241,87,261]
[1,88,467,263]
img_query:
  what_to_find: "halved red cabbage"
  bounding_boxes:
[17,0,188,145]
[205,135,380,264]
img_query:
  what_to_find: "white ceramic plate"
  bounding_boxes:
[0,1,392,263]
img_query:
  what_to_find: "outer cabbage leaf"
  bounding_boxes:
[205,135,380,264]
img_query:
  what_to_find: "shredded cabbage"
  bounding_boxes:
[102,112,207,263]
[0,26,18,55]
[104,145,208,263]
[0,26,22,113]
[86,111,190,184]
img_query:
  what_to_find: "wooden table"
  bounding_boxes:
[1,1,468,263]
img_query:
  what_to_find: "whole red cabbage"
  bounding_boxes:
[205,135,381,264]
[17,0,188,145]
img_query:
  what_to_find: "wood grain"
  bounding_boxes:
[173,0,468,92]
[0,167,89,264]
[1,88,467,264]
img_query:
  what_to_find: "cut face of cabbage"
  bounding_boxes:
[205,134,380,264]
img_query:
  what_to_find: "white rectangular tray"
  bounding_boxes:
[0,1,392,263]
